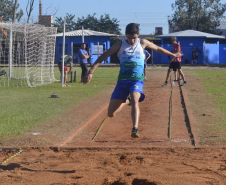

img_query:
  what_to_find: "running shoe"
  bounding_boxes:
[161,82,168,87]
[180,82,187,86]
[131,127,139,138]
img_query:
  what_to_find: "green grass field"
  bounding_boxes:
[0,67,120,137]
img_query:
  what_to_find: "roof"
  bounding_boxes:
[117,34,157,40]
[54,29,118,37]
[156,30,225,39]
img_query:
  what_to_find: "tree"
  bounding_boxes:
[26,0,35,23]
[0,0,24,22]
[52,13,76,33]
[168,0,226,34]
[53,13,121,35]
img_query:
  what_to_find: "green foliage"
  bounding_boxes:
[52,13,76,33]
[168,0,226,34]
[0,0,24,22]
[0,67,119,137]
[53,13,121,34]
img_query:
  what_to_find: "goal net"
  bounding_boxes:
[0,22,57,87]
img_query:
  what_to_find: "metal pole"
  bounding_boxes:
[82,25,84,43]
[8,23,12,80]
[71,42,73,56]
[61,20,66,87]
[151,42,153,66]
[97,42,99,58]
[204,41,206,65]
[18,42,20,67]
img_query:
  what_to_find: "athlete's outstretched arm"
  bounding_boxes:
[82,42,121,84]
[141,39,181,58]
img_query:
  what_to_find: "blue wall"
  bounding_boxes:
[56,36,111,64]
[219,44,226,64]
[152,44,162,64]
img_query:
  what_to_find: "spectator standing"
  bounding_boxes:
[79,43,89,80]
[144,50,151,80]
[195,47,201,64]
[191,47,197,64]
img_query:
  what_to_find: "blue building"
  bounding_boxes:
[54,30,118,64]
[155,30,225,64]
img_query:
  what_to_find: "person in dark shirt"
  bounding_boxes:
[195,47,201,64]
[144,50,151,80]
[58,55,73,87]
[191,47,197,64]
[79,43,89,80]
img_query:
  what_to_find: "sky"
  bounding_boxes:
[17,0,226,35]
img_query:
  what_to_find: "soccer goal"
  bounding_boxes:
[0,22,57,87]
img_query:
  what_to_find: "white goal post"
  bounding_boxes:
[0,22,57,87]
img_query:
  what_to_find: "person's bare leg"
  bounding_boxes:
[130,91,141,128]
[174,71,177,81]
[178,69,185,81]
[143,68,147,79]
[165,68,172,82]
[64,71,67,86]
[108,99,129,117]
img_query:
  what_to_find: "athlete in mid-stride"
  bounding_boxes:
[82,23,182,138]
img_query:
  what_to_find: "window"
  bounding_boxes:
[205,38,218,44]
[163,39,171,45]
[59,44,68,54]
[219,39,226,44]
[94,44,104,54]
[73,44,88,54]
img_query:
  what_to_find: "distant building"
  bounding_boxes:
[39,15,53,27]
[38,0,53,27]
[54,29,118,64]
[156,30,226,64]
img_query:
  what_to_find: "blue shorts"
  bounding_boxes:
[144,64,147,68]
[111,80,145,102]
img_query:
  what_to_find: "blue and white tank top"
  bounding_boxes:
[117,38,145,81]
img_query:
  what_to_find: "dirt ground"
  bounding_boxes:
[1,70,226,185]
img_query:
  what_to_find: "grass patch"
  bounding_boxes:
[0,67,119,137]
[190,70,226,144]
[194,70,226,113]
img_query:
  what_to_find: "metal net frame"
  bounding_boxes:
[0,22,57,87]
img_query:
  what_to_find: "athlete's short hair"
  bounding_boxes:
[170,36,177,42]
[125,23,139,35]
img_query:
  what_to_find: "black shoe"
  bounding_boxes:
[131,127,139,138]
